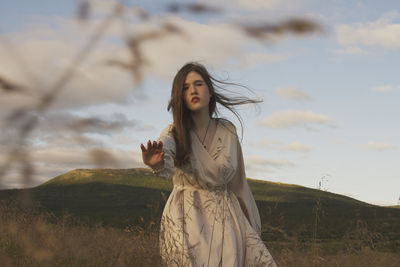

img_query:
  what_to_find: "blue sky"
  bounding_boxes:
[0,0,399,206]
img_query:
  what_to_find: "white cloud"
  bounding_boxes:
[360,142,397,151]
[332,139,346,145]
[330,46,372,55]
[282,142,313,152]
[336,11,400,50]
[2,7,298,112]
[258,110,332,129]
[249,139,313,153]
[245,155,295,173]
[275,86,310,100]
[231,52,291,69]
[203,0,315,12]
[0,20,134,111]
[371,85,396,92]
[258,138,282,147]
[235,0,285,10]
[0,144,145,188]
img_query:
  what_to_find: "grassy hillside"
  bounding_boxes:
[1,168,399,252]
[41,168,366,205]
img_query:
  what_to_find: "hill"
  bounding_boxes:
[1,168,399,252]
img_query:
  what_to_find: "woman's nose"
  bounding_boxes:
[190,85,198,94]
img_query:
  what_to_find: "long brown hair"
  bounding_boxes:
[167,62,262,167]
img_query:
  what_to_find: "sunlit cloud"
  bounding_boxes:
[231,52,291,69]
[371,85,397,92]
[275,86,311,100]
[235,0,285,9]
[336,10,400,50]
[1,5,305,113]
[258,110,332,129]
[258,138,282,147]
[0,145,145,189]
[245,155,295,174]
[330,46,372,55]
[282,142,313,152]
[332,139,346,145]
[203,0,315,12]
[360,141,398,151]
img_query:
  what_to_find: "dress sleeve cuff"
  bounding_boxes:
[151,153,174,179]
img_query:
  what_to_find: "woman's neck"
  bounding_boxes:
[191,109,211,132]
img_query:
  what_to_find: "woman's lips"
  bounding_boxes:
[191,97,200,103]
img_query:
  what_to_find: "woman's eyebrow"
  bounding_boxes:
[184,80,203,85]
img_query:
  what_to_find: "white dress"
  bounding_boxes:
[153,118,277,267]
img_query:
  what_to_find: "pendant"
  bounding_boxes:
[204,145,206,148]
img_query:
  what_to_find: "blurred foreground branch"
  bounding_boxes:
[0,0,322,190]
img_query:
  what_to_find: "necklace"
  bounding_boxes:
[194,118,212,149]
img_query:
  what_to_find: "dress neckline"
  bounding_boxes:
[191,118,220,155]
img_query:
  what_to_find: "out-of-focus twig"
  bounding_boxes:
[0,75,27,93]
[0,1,323,188]
[77,0,91,23]
[239,18,322,39]
[0,31,41,88]
[0,2,123,181]
[109,18,186,85]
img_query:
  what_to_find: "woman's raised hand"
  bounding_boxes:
[140,140,164,169]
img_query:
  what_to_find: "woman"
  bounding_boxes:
[141,62,276,266]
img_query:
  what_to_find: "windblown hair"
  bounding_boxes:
[167,62,262,167]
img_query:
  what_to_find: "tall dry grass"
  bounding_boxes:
[0,200,161,266]
[1,200,399,267]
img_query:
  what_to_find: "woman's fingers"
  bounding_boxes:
[140,143,147,152]
[143,140,163,154]
[157,141,163,150]
[147,140,152,150]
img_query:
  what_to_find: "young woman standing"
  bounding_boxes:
[141,62,276,266]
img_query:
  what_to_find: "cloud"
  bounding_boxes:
[0,144,145,188]
[371,85,397,92]
[360,142,397,151]
[39,112,137,135]
[245,155,295,174]
[2,5,300,112]
[330,46,372,55]
[235,0,284,9]
[0,111,140,149]
[275,86,311,100]
[249,139,313,153]
[258,110,332,129]
[332,139,346,145]
[139,16,250,79]
[203,0,315,12]
[229,52,291,70]
[282,142,313,152]
[336,11,400,50]
[0,22,134,111]
[258,138,282,147]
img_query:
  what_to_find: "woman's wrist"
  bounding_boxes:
[150,160,164,171]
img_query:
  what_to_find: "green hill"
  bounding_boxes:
[41,168,368,205]
[1,168,399,252]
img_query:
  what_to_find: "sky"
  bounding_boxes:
[0,0,399,206]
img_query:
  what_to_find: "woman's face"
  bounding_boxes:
[183,71,211,113]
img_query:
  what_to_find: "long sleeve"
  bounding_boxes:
[151,124,176,179]
[229,131,262,236]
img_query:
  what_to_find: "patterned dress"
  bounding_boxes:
[152,118,277,267]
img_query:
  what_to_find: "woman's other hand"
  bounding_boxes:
[140,140,164,169]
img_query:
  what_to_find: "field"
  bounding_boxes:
[0,168,399,266]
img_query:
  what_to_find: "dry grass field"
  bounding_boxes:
[1,199,399,267]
